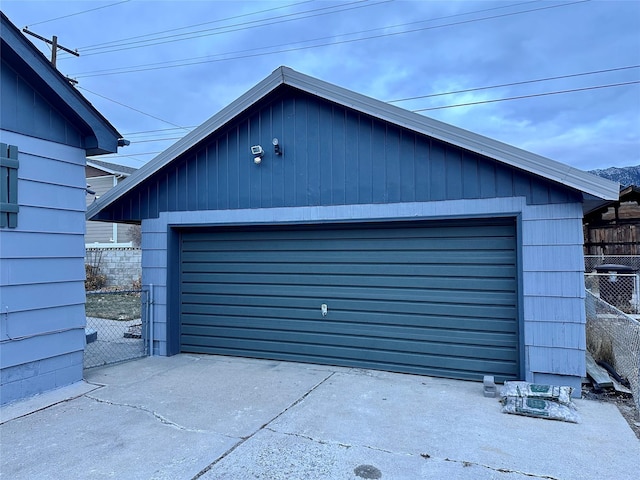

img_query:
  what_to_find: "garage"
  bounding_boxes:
[88,66,619,391]
[179,219,519,381]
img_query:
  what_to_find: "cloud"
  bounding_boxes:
[2,0,638,170]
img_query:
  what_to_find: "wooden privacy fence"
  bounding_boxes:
[584,223,640,256]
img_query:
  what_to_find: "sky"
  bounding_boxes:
[2,0,639,172]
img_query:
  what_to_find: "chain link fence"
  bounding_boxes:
[585,255,640,314]
[84,289,150,369]
[586,290,640,412]
[585,273,639,314]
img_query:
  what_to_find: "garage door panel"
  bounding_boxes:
[180,220,519,381]
[182,238,515,254]
[184,223,514,243]
[181,282,515,303]
[182,328,517,362]
[182,253,514,275]
[180,269,515,288]
[182,306,518,333]
[182,277,516,296]
[181,316,518,348]
[183,296,515,322]
[182,248,515,265]
[181,337,518,377]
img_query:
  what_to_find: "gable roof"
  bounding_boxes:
[87,66,619,220]
[0,12,122,155]
[87,159,137,177]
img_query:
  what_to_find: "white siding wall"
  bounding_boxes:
[142,197,587,391]
[0,130,87,405]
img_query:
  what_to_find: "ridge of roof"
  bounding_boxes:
[87,159,137,176]
[88,66,619,220]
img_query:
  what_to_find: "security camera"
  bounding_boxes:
[251,145,264,156]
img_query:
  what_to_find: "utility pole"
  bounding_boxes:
[22,27,79,68]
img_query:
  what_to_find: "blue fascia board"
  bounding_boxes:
[0,12,121,155]
[87,66,619,221]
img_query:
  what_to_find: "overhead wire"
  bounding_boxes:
[77,86,190,130]
[69,0,538,77]
[25,0,130,28]
[75,0,387,56]
[76,0,314,50]
[389,65,640,103]
[412,80,640,112]
[70,0,589,79]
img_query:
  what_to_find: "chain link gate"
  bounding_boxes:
[84,288,151,369]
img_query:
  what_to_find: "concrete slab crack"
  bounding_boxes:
[85,394,237,438]
[263,426,352,449]
[190,371,336,480]
[429,455,561,479]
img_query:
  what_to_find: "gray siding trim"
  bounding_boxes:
[89,67,617,220]
[141,196,586,386]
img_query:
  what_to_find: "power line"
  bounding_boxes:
[413,80,640,112]
[77,0,314,50]
[128,137,183,144]
[70,0,589,79]
[77,86,190,130]
[25,1,130,28]
[122,126,197,136]
[389,65,640,103]
[70,0,537,77]
[76,0,384,56]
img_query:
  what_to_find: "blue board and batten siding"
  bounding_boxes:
[0,132,88,404]
[94,89,579,223]
[1,59,84,149]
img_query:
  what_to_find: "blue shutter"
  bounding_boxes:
[0,143,19,228]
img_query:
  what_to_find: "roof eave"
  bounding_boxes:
[1,12,122,156]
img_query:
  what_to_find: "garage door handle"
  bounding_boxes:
[321,304,328,316]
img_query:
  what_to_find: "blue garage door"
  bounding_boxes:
[180,219,519,381]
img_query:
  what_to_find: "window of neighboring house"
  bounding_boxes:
[0,143,19,228]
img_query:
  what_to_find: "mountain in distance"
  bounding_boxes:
[589,165,640,188]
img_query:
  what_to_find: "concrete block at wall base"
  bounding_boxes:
[0,354,84,406]
[531,373,583,398]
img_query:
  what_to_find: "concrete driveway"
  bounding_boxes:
[1,354,638,480]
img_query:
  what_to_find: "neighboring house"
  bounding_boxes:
[583,185,640,256]
[88,66,619,393]
[0,13,123,405]
[86,159,136,246]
